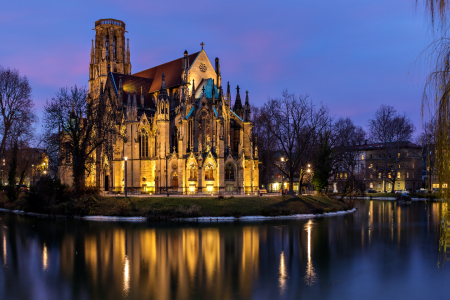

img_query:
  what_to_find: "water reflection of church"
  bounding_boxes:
[77,19,260,194]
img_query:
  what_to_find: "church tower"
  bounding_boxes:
[89,19,131,95]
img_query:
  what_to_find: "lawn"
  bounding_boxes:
[93,195,350,220]
[0,193,351,220]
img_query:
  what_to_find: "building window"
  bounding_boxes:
[225,163,235,180]
[370,155,372,159]
[398,153,400,158]
[397,182,400,188]
[397,172,401,179]
[344,173,347,179]
[361,154,364,160]
[378,183,381,189]
[413,173,415,178]
[412,163,415,168]
[388,183,391,188]
[370,173,373,179]
[369,164,373,168]
[378,173,381,179]
[370,183,373,188]
[188,164,197,181]
[407,172,409,179]
[205,163,214,180]
[398,164,401,169]
[139,130,149,158]
[388,173,391,179]
[407,152,409,157]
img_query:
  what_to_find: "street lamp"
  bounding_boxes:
[307,164,312,193]
[32,164,34,187]
[124,157,127,198]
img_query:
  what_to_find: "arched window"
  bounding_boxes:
[172,127,178,153]
[105,35,110,61]
[205,163,214,180]
[225,163,235,180]
[188,164,197,181]
[139,130,149,158]
[113,36,117,60]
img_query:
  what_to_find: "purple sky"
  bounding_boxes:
[0,0,431,132]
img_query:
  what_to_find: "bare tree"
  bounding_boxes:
[331,118,366,195]
[367,105,416,192]
[43,85,124,194]
[0,67,37,162]
[260,91,330,194]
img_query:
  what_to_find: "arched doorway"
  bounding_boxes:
[173,172,178,189]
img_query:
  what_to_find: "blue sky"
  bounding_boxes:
[0,0,431,132]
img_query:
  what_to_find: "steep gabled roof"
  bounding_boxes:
[110,73,155,108]
[133,52,200,92]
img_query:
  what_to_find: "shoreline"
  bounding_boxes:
[0,207,356,223]
[343,196,442,201]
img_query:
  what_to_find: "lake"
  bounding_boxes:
[1,200,449,300]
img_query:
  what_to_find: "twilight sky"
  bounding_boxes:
[0,0,432,132]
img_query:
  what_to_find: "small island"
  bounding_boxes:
[0,193,351,221]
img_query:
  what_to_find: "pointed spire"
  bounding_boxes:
[159,72,168,99]
[90,39,95,64]
[119,76,123,90]
[127,92,131,107]
[233,85,243,117]
[140,87,144,108]
[244,90,251,121]
[191,79,195,102]
[226,81,231,106]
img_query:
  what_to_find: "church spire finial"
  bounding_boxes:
[233,85,243,117]
[200,42,205,50]
[159,72,168,99]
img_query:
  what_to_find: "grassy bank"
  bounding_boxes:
[0,194,350,220]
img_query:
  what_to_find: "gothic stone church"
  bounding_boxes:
[61,19,259,194]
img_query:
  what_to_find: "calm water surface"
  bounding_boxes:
[0,200,449,300]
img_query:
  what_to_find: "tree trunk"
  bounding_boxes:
[289,171,294,193]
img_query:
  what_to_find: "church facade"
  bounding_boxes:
[62,18,259,194]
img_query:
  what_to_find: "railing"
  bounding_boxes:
[95,19,125,28]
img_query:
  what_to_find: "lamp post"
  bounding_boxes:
[124,157,127,198]
[307,164,311,193]
[2,158,4,185]
[280,156,287,194]
[32,164,34,187]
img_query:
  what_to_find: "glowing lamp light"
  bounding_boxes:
[281,157,285,162]
[207,186,213,192]
[189,186,195,192]
[308,169,311,173]
[124,157,127,161]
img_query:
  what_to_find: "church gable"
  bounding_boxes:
[189,50,217,89]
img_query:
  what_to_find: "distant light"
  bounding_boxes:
[308,164,310,168]
[124,157,127,161]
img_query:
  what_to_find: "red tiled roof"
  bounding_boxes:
[110,73,155,108]
[133,52,200,93]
